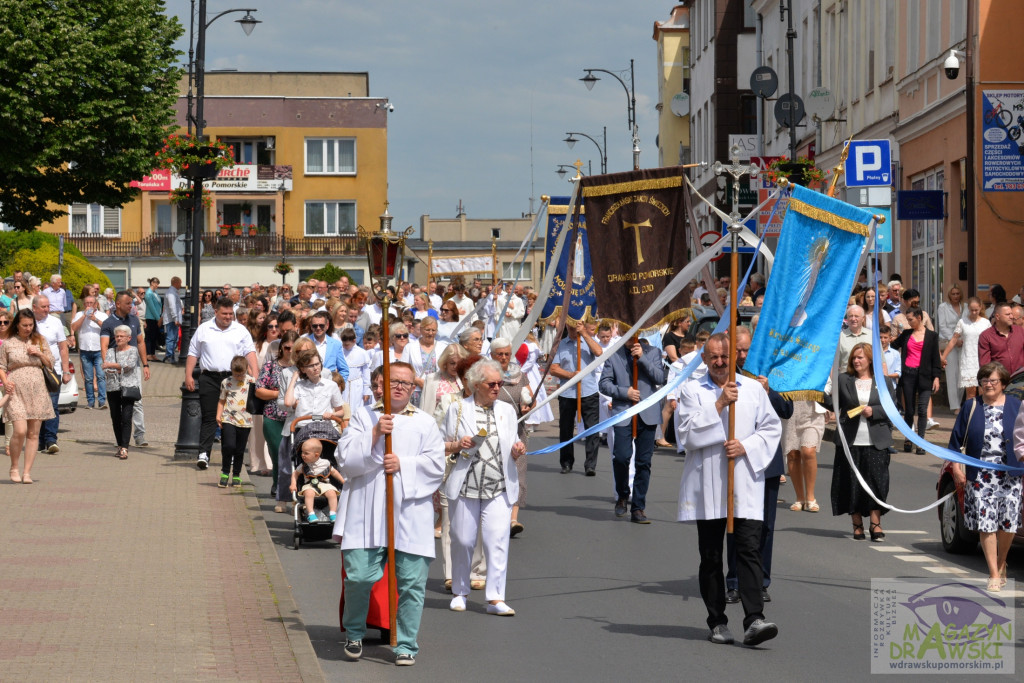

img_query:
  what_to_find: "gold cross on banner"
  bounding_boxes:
[622,219,652,264]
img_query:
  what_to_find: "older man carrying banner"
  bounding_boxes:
[676,333,782,646]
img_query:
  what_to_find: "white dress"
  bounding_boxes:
[954,317,992,388]
[496,295,524,341]
[521,342,554,425]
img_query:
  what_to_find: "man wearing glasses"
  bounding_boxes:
[305,311,349,380]
[71,294,109,409]
[185,297,258,470]
[336,362,445,666]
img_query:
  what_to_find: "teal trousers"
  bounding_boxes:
[342,547,431,656]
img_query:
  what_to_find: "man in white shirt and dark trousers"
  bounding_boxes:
[550,321,604,475]
[33,295,72,453]
[185,297,258,470]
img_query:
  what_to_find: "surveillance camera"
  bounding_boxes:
[387,103,394,112]
[943,50,960,80]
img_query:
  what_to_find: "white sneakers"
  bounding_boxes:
[449,595,466,612]
[486,601,516,617]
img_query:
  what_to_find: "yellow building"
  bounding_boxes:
[36,72,388,288]
[652,5,692,167]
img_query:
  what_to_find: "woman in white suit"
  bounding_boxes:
[442,358,526,616]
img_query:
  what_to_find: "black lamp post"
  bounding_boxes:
[356,204,413,646]
[563,127,607,174]
[580,59,640,170]
[173,2,259,461]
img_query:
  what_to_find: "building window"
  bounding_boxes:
[501,262,532,280]
[305,201,355,236]
[223,137,274,165]
[305,138,356,174]
[70,203,120,236]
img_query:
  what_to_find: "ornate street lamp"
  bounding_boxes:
[356,202,413,648]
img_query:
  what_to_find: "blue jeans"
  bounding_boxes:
[79,350,106,407]
[164,322,179,361]
[612,421,656,512]
[40,390,60,448]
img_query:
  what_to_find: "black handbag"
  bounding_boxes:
[246,381,267,414]
[121,385,142,401]
[41,365,60,393]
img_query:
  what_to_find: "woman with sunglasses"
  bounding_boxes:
[436,302,460,344]
[11,280,31,313]
[200,290,216,323]
[254,331,299,507]
[442,358,526,616]
[0,309,55,483]
[370,322,411,372]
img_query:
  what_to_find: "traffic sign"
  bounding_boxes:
[845,140,892,187]
[172,234,204,263]
[719,218,757,254]
[699,230,724,262]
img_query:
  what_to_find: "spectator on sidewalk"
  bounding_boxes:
[99,291,151,447]
[32,295,71,453]
[162,277,184,364]
[1,309,55,483]
[978,302,1024,376]
[40,274,71,328]
[102,325,142,460]
[71,293,108,409]
[143,278,162,362]
[184,297,257,471]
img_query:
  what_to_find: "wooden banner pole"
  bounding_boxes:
[381,307,398,646]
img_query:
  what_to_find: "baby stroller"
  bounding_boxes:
[290,414,344,549]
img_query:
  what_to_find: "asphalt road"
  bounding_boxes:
[248,425,1024,682]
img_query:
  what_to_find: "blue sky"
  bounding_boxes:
[164,0,669,228]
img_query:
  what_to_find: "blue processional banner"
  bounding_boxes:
[540,195,597,323]
[744,184,874,399]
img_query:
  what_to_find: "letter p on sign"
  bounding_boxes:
[845,139,891,187]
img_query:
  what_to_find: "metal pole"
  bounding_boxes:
[965,0,976,295]
[602,126,608,174]
[785,1,797,159]
[185,0,207,358]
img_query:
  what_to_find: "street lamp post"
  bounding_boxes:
[556,160,587,181]
[563,127,607,174]
[173,1,259,461]
[580,59,640,170]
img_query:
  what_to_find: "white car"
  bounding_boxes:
[57,364,79,414]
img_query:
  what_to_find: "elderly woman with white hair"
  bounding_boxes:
[101,324,142,460]
[457,325,488,357]
[489,338,532,537]
[442,358,526,616]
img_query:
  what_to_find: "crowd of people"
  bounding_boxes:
[4,263,1024,662]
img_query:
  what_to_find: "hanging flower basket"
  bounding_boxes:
[762,156,828,188]
[169,186,212,209]
[155,133,234,178]
[273,261,294,275]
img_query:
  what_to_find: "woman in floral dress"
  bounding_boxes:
[948,362,1023,592]
[0,309,55,483]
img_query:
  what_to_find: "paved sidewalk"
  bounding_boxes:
[0,361,325,681]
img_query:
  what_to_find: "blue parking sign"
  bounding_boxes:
[720,218,757,253]
[845,140,891,187]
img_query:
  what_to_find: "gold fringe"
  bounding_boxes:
[779,390,825,401]
[537,305,599,327]
[788,196,871,236]
[599,307,694,336]
[548,204,574,215]
[582,175,682,198]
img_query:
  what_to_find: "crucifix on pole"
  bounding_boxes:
[712,144,759,534]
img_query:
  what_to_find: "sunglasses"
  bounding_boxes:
[481,381,501,389]
[393,333,409,339]
[0,320,9,326]
[267,324,278,329]
[282,345,293,351]
[310,323,326,329]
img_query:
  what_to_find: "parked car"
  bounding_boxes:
[57,363,79,414]
[692,305,759,338]
[936,369,1024,553]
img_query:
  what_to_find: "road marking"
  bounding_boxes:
[882,530,927,534]
[870,546,909,552]
[894,555,933,562]
[924,566,969,574]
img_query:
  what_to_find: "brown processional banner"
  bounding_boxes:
[580,166,691,331]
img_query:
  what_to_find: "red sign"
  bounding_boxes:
[130,169,171,192]
[699,230,725,262]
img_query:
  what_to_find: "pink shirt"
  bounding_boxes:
[906,337,923,369]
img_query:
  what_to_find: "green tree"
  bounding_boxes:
[309,263,354,284]
[0,0,183,231]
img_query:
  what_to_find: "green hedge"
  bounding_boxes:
[4,244,113,297]
[0,231,83,267]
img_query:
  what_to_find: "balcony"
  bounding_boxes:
[67,233,364,259]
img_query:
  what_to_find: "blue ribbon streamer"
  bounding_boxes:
[527,230,766,455]
[868,253,1024,473]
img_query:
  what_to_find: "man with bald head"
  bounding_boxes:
[676,332,782,646]
[838,304,869,371]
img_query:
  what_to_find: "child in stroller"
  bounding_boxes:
[290,437,343,522]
